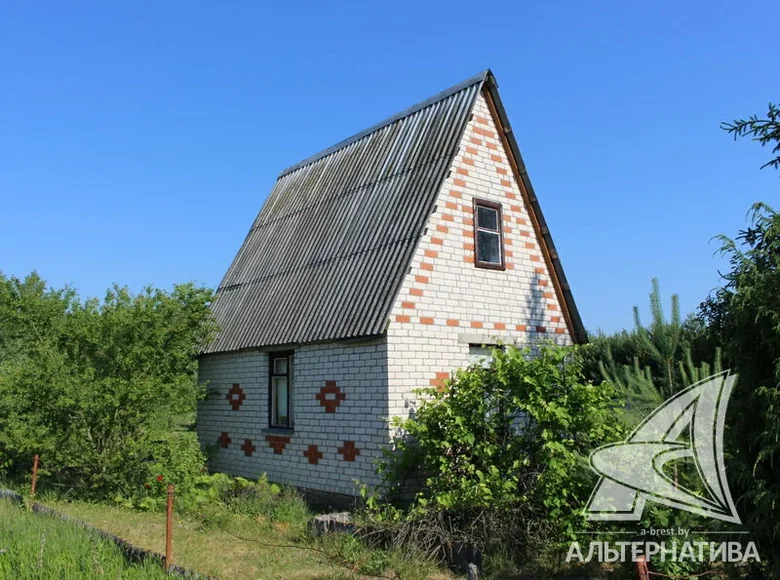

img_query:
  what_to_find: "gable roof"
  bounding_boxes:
[203,71,586,355]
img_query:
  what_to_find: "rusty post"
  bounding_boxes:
[31,454,39,498]
[165,483,174,570]
[636,555,650,580]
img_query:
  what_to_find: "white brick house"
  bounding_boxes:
[197,70,586,500]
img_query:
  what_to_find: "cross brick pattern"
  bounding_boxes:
[338,440,360,462]
[303,444,323,465]
[226,383,246,411]
[240,439,256,457]
[315,380,346,413]
[218,432,231,448]
[265,435,291,455]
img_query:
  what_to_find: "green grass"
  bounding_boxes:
[0,498,169,579]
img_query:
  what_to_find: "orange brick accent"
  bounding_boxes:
[496,167,508,175]
[503,226,512,234]
[547,303,559,311]
[395,314,411,323]
[444,201,458,210]
[450,190,462,199]
[534,267,545,274]
[473,126,495,138]
[471,321,483,329]
[550,316,561,323]
[505,191,517,200]
[420,262,434,271]
[486,141,497,150]
[505,263,515,270]
[446,319,460,327]
[469,136,483,146]
[555,328,567,334]
[463,242,474,251]
[494,322,506,330]
[539,279,549,287]
[490,154,502,162]
[519,230,531,237]
[510,204,522,213]
[453,178,467,187]
[420,317,434,325]
[500,179,512,188]
[455,167,469,176]
[543,291,554,299]
[475,115,490,125]
[429,371,450,389]
[436,224,449,233]
[463,157,475,166]
[401,301,415,309]
[515,324,527,331]
[463,217,474,226]
[524,241,535,249]
[415,275,429,284]
[431,237,445,245]
[530,255,541,262]
[424,249,439,258]
[441,214,454,222]
[463,255,474,264]
[410,288,424,296]
[504,238,513,246]
[516,217,527,225]
[505,249,514,257]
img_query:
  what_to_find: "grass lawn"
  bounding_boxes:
[0,498,168,579]
[45,498,451,580]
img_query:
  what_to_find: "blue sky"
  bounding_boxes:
[1,1,777,333]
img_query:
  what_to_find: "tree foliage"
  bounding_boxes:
[700,203,780,575]
[0,272,217,499]
[721,102,780,172]
[377,344,624,561]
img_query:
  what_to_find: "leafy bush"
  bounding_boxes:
[0,273,216,500]
[375,344,625,570]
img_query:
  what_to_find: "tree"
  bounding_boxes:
[721,102,780,172]
[0,273,217,498]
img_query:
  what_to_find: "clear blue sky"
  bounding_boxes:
[1,1,777,333]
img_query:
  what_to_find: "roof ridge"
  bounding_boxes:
[277,69,491,178]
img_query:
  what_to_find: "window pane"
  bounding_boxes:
[477,206,498,231]
[273,357,288,375]
[272,377,288,425]
[468,345,495,368]
[477,230,501,264]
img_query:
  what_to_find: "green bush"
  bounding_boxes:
[0,273,216,500]
[375,344,625,570]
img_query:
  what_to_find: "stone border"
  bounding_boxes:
[0,489,217,579]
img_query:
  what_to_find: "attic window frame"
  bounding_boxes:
[473,199,506,270]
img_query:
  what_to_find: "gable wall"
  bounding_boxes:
[386,91,573,419]
[197,338,389,498]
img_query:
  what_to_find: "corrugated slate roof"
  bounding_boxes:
[204,72,488,353]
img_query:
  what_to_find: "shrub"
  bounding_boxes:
[375,344,625,569]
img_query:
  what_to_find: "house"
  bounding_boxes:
[197,70,586,501]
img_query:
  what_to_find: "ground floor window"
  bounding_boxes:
[269,352,293,428]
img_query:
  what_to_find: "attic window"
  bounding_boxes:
[473,199,505,270]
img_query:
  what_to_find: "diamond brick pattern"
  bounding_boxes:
[265,435,291,455]
[303,444,323,465]
[315,381,346,413]
[240,439,256,457]
[338,440,360,462]
[226,383,246,411]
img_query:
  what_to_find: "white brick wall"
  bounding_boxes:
[197,338,389,497]
[386,91,574,420]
